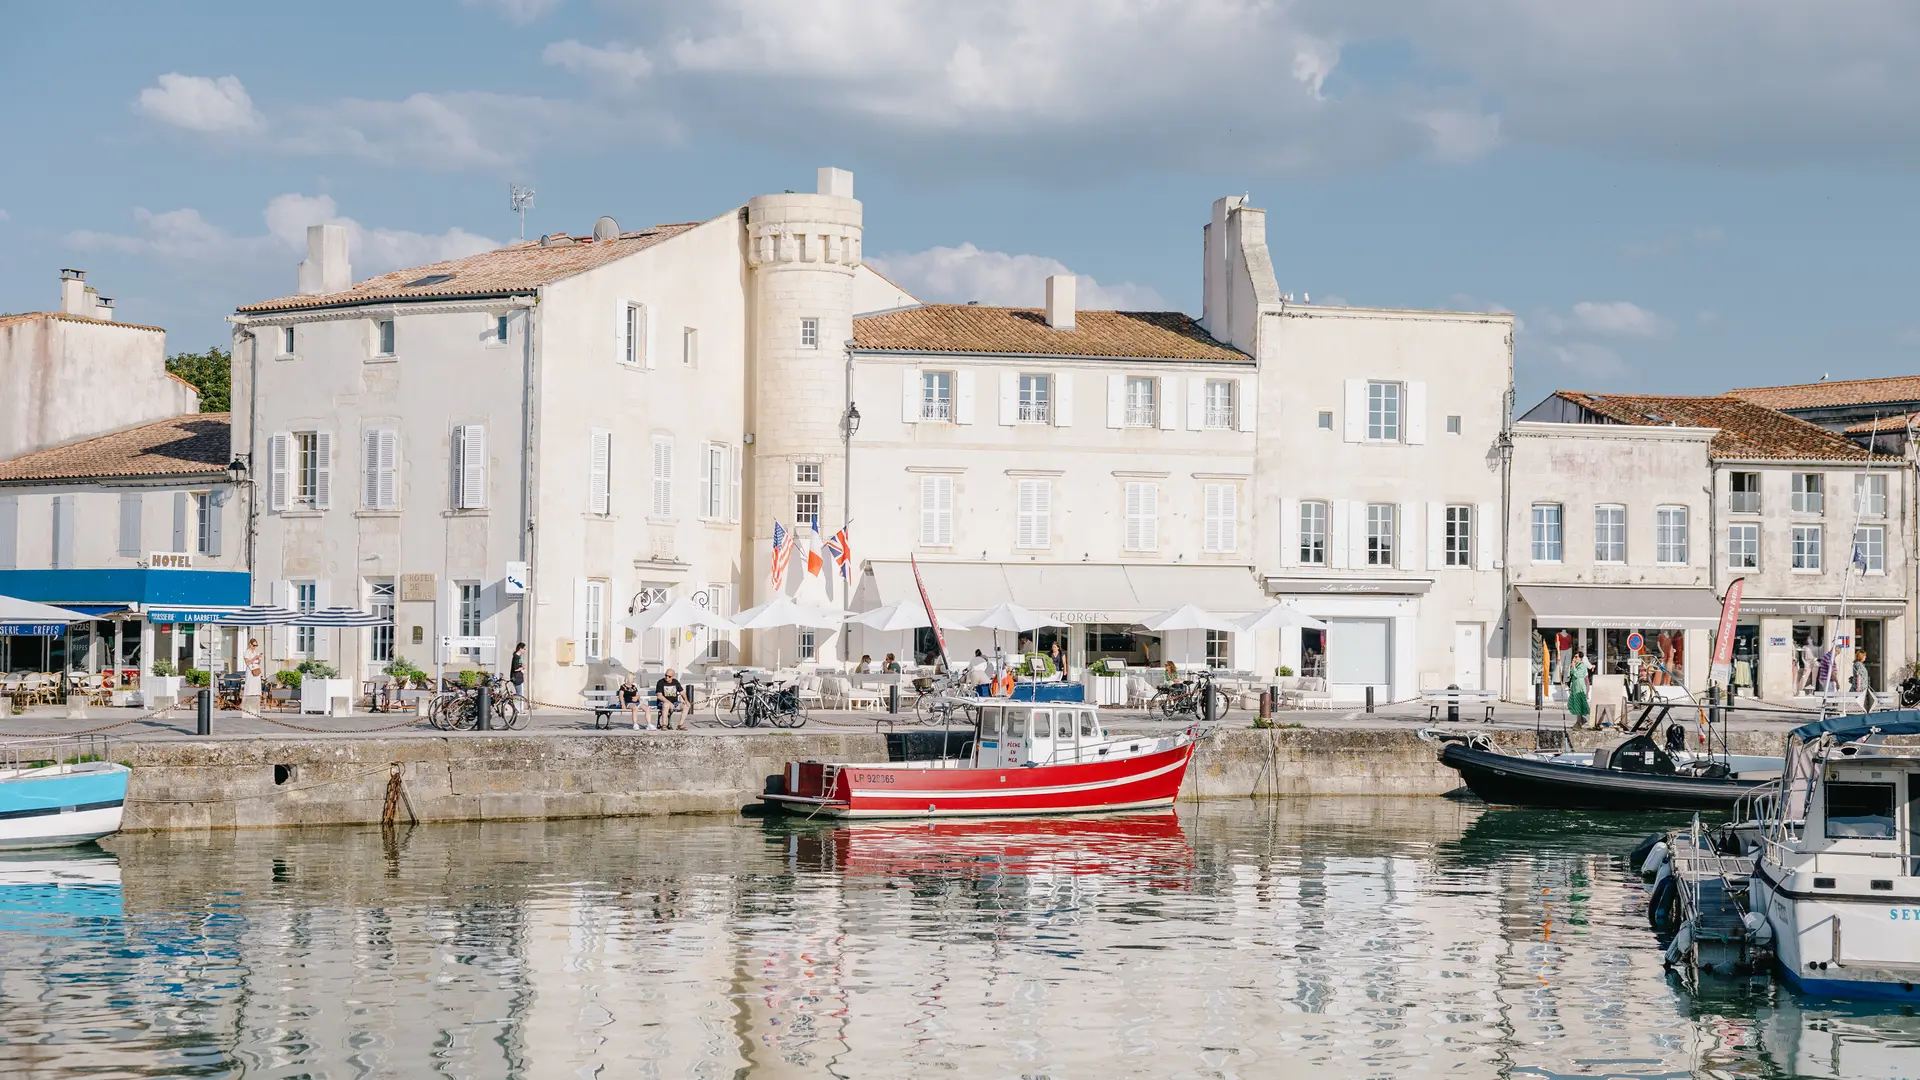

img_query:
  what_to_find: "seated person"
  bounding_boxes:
[618,675,644,729]
[1163,661,1191,690]
[654,668,693,730]
[882,653,902,674]
[855,654,874,673]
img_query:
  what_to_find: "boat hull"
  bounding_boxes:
[1437,744,1763,811]
[764,740,1195,819]
[1753,862,1920,1003]
[0,764,130,850]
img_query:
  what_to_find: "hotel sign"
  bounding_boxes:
[150,551,193,569]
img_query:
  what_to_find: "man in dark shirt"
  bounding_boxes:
[655,668,693,730]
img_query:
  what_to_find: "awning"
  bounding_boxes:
[61,604,131,617]
[1516,585,1722,630]
[864,561,1268,625]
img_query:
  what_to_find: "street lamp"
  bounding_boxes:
[226,455,250,487]
[840,401,861,440]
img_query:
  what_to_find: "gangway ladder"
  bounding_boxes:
[1667,816,1760,977]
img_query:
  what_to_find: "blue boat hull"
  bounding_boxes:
[0,764,130,850]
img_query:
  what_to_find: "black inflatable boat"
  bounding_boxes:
[1436,734,1768,811]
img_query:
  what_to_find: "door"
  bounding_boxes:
[1326,618,1391,701]
[1029,709,1053,765]
[1453,623,1484,690]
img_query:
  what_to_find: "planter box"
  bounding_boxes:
[301,677,353,715]
[148,675,183,709]
[1082,674,1128,707]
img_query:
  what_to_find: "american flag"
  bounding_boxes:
[825,524,851,581]
[769,521,792,588]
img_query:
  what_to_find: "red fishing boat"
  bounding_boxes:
[761,701,1200,818]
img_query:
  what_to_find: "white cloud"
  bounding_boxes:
[1416,109,1503,163]
[137,74,263,134]
[868,242,1166,310]
[282,91,591,170]
[543,40,654,93]
[1545,341,1628,380]
[1569,300,1663,337]
[463,0,562,24]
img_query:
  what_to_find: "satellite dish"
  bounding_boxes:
[593,216,619,242]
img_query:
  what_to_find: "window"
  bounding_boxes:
[1531,504,1563,563]
[1824,782,1896,840]
[920,476,953,546]
[1791,473,1824,515]
[280,326,295,356]
[921,371,954,421]
[1594,505,1627,563]
[701,584,730,660]
[1204,629,1230,669]
[1018,374,1051,423]
[1856,473,1888,516]
[704,444,728,519]
[1365,503,1397,566]
[1124,377,1157,427]
[194,493,213,555]
[295,581,317,656]
[582,580,605,661]
[588,429,611,515]
[375,319,395,357]
[682,327,698,367]
[1017,479,1051,548]
[1203,483,1237,552]
[800,317,819,349]
[1792,525,1822,570]
[458,581,482,658]
[794,491,821,529]
[1656,506,1689,565]
[1729,471,1760,513]
[1316,410,1333,430]
[1854,525,1886,572]
[1299,501,1328,565]
[362,427,398,511]
[494,315,510,344]
[794,462,821,486]
[453,425,486,510]
[1727,523,1759,569]
[622,303,645,365]
[1366,381,1401,441]
[369,580,395,664]
[797,629,817,660]
[294,431,329,510]
[1444,505,1472,568]
[651,436,674,517]
[1203,380,1235,429]
[1124,482,1158,552]
[1445,415,1462,435]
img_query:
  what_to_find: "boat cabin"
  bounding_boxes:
[974,705,1124,768]
[1796,745,1920,876]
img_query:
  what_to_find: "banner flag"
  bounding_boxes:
[911,554,948,669]
[1710,577,1745,688]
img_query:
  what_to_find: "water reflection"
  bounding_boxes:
[0,801,1913,1078]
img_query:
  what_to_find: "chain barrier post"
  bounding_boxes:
[197,687,212,736]
[476,682,491,731]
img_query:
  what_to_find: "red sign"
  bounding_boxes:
[1710,577,1745,684]
[910,555,949,669]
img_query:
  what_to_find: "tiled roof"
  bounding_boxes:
[0,414,230,483]
[235,223,704,313]
[0,311,165,333]
[1731,375,1920,411]
[853,305,1249,362]
[1552,391,1892,462]
[1843,411,1920,435]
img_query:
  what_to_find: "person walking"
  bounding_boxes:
[1049,640,1067,682]
[1799,639,1821,693]
[1567,649,1593,729]
[967,650,992,697]
[1852,649,1871,694]
[509,643,527,701]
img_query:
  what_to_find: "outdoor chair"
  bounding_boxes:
[796,674,824,711]
[1125,675,1155,708]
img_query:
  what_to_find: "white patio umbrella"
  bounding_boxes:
[0,595,91,623]
[619,596,738,634]
[1233,604,1329,632]
[1137,604,1241,632]
[732,595,843,630]
[846,601,971,632]
[214,604,301,626]
[963,602,1066,675]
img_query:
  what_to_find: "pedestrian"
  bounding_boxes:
[1817,647,1837,693]
[1851,649,1870,694]
[510,643,527,700]
[1049,640,1067,681]
[882,652,902,674]
[968,649,992,697]
[1799,639,1821,693]
[1567,649,1593,728]
[618,673,644,730]
[655,667,692,730]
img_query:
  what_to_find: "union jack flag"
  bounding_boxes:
[769,521,792,589]
[824,523,852,581]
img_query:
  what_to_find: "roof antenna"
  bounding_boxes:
[510,184,536,242]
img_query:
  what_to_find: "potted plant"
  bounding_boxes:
[1084,658,1128,706]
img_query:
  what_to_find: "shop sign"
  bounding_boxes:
[1736,599,1904,617]
[1767,636,1788,647]
[400,574,437,602]
[1051,611,1109,624]
[503,561,528,595]
[1265,576,1434,596]
[147,609,227,624]
[0,622,65,636]
[149,551,192,569]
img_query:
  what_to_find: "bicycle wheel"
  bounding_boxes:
[1155,694,1179,720]
[427,694,458,730]
[770,704,807,729]
[712,689,744,725]
[493,694,524,730]
[450,695,480,731]
[1207,686,1231,722]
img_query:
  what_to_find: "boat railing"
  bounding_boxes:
[0,734,115,774]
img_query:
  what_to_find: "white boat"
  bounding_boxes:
[1750,711,1920,1002]
[0,738,129,850]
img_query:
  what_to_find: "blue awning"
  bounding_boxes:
[1791,709,1920,742]
[0,569,250,607]
[61,604,132,617]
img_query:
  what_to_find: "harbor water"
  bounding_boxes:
[2,798,1916,1078]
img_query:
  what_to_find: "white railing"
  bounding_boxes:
[1204,406,1234,429]
[1125,405,1157,427]
[1018,401,1051,423]
[922,399,952,421]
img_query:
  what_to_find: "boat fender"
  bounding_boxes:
[1665,923,1693,966]
[1653,859,1671,889]
[1648,874,1677,930]
[1628,833,1663,873]
[1640,840,1669,879]
[1741,911,1773,946]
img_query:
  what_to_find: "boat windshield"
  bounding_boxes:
[1825,781,1897,839]
[980,711,1001,738]
[1056,714,1073,738]
[1007,710,1029,738]
[1080,713,1096,738]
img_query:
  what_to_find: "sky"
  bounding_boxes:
[3,1,1918,408]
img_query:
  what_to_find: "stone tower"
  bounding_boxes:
[745,168,863,641]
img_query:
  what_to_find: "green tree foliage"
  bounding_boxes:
[165,347,232,412]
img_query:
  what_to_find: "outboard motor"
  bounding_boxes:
[1664,723,1688,754]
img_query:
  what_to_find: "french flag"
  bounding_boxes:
[805,523,825,576]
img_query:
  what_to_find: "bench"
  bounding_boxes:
[582,689,620,728]
[1423,689,1498,723]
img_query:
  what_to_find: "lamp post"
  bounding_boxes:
[840,339,861,617]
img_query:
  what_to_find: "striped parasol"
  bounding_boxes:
[215,604,301,626]
[297,606,390,627]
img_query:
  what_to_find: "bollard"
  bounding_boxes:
[197,687,212,736]
[1203,682,1217,724]
[889,683,900,714]
[1259,688,1273,721]
[476,683,491,731]
[1365,685,1375,714]
[1445,682,1460,723]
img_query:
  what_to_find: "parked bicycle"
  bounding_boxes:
[1151,668,1231,722]
[427,674,524,731]
[716,672,807,729]
[914,671,980,728]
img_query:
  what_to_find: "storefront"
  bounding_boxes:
[1511,585,1723,700]
[0,568,249,684]
[1263,576,1432,704]
[1734,597,1903,698]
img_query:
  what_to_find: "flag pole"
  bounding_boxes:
[911,555,950,673]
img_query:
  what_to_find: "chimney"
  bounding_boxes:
[1045,274,1077,330]
[59,269,88,315]
[94,296,115,322]
[296,224,352,295]
[817,166,855,199]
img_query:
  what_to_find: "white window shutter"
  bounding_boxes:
[171,491,187,552]
[901,368,921,423]
[378,429,398,510]
[1279,497,1300,567]
[572,577,589,664]
[364,430,382,509]
[729,445,742,523]
[459,425,485,510]
[998,371,1018,425]
[955,369,976,424]
[1106,375,1124,428]
[1237,377,1256,432]
[1054,372,1073,426]
[313,431,332,510]
[1343,379,1365,442]
[312,579,333,660]
[700,442,714,519]
[920,477,936,544]
[269,433,290,511]
[1476,502,1497,571]
[1159,378,1177,430]
[1035,481,1051,546]
[1329,499,1349,568]
[652,437,673,517]
[206,490,224,557]
[270,580,292,659]
[1142,484,1158,550]
[939,477,953,545]
[1406,381,1428,444]
[1426,501,1444,570]
[589,429,611,515]
[615,300,628,363]
[1186,377,1205,430]
[642,303,656,370]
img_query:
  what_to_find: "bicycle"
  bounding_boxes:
[1151,668,1231,723]
[717,673,807,729]
[914,672,979,728]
